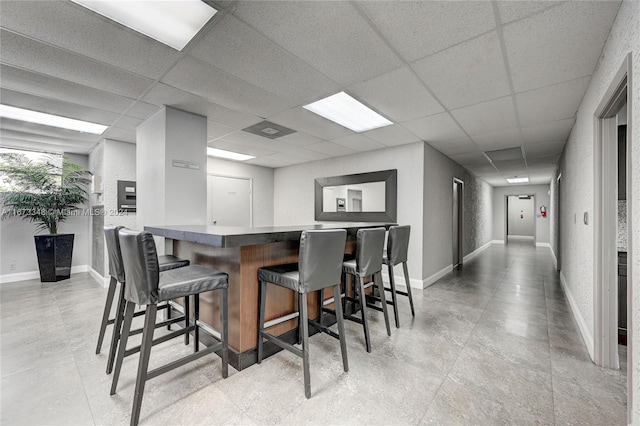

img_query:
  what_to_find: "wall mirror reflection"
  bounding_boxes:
[315,169,397,222]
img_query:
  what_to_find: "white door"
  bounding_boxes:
[207,174,252,227]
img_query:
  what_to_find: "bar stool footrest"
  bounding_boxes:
[147,341,223,381]
[124,325,196,357]
[308,319,339,340]
[260,331,303,358]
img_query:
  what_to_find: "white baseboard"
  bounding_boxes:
[380,270,423,290]
[536,242,551,248]
[422,264,454,288]
[89,268,108,287]
[559,271,595,361]
[0,264,90,284]
[492,239,505,245]
[463,240,493,263]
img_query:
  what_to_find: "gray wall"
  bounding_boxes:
[274,142,425,283]
[492,185,551,244]
[463,169,494,256]
[507,196,534,237]
[550,0,639,419]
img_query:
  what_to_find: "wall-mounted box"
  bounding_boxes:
[91,175,103,194]
[117,180,136,212]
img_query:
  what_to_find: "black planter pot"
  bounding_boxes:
[34,234,74,282]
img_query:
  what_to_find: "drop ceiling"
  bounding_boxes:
[0,0,621,186]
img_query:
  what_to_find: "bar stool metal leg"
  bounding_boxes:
[130,304,157,426]
[300,292,311,399]
[106,284,127,374]
[96,276,118,354]
[387,263,400,328]
[297,293,303,345]
[111,301,135,395]
[332,284,349,372]
[374,272,391,336]
[402,262,415,317]
[356,276,372,353]
[257,280,267,364]
[184,296,190,345]
[194,295,200,352]
[221,287,229,379]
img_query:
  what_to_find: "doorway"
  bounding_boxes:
[452,178,463,268]
[505,195,536,245]
[593,53,632,422]
[207,174,252,227]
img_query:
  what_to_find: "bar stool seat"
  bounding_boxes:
[342,259,357,276]
[257,229,348,399]
[96,226,190,375]
[111,229,229,426]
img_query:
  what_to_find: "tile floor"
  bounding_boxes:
[0,240,627,425]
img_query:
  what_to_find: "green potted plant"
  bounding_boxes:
[0,152,91,282]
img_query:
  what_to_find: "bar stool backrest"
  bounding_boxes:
[299,229,347,293]
[387,225,410,265]
[104,225,126,283]
[356,227,386,276]
[118,229,160,306]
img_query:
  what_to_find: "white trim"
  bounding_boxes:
[463,240,493,263]
[380,270,423,290]
[492,239,505,245]
[560,271,595,361]
[536,242,551,248]
[89,268,108,287]
[423,264,454,288]
[0,264,90,284]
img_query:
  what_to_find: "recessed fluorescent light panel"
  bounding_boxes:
[0,105,108,134]
[71,0,217,51]
[207,147,255,162]
[303,92,393,132]
[506,177,529,184]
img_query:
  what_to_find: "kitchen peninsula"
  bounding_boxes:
[145,223,393,370]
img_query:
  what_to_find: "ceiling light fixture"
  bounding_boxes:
[0,105,108,134]
[303,92,393,132]
[70,0,217,51]
[506,177,529,184]
[207,147,255,161]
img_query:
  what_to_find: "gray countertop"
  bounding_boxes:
[145,222,394,248]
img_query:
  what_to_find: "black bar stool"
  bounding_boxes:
[257,229,348,399]
[340,227,391,352]
[382,225,415,328]
[96,226,190,374]
[111,229,229,426]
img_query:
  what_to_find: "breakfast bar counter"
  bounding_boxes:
[145,223,392,370]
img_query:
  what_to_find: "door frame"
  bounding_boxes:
[593,53,632,421]
[207,173,253,227]
[556,173,562,272]
[504,194,536,245]
[453,178,464,268]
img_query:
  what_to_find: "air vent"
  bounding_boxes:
[242,121,296,140]
[485,147,523,162]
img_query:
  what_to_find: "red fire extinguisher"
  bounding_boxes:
[540,205,547,218]
[520,210,524,219]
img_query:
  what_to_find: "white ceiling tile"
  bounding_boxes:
[207,121,235,141]
[125,102,160,120]
[102,126,135,143]
[234,1,402,86]
[113,115,143,130]
[465,163,500,177]
[0,118,99,142]
[142,83,262,129]
[245,157,287,168]
[493,158,527,173]
[401,112,467,142]
[306,141,357,157]
[357,1,496,62]
[504,1,621,92]
[449,151,492,167]
[0,128,94,150]
[261,152,308,166]
[0,30,153,98]
[521,118,574,144]
[279,146,331,161]
[0,64,137,114]
[451,96,518,136]
[523,140,565,158]
[209,139,275,157]
[0,137,91,155]
[269,107,353,140]
[220,130,279,147]
[162,56,294,118]
[496,1,564,24]
[276,132,323,148]
[526,155,560,167]
[516,76,590,126]
[412,31,510,110]
[1,0,180,79]
[190,14,340,105]
[347,67,443,122]
[361,124,420,147]
[428,137,478,157]
[1,88,118,126]
[473,128,522,151]
[331,134,386,152]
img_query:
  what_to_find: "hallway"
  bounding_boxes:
[0,241,627,425]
